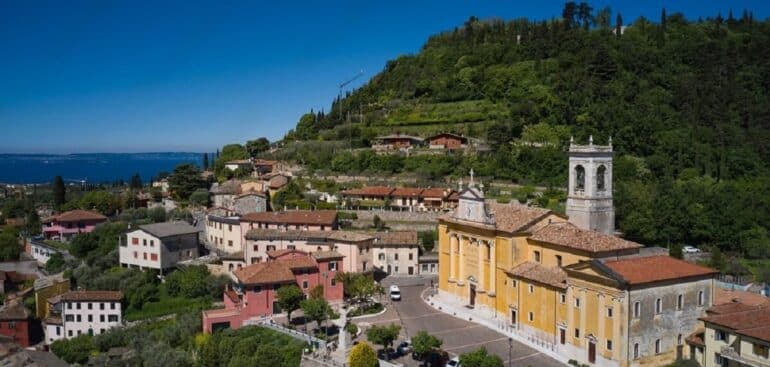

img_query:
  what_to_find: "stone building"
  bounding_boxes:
[566,136,615,235]
[371,231,420,276]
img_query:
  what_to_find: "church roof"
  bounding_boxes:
[488,203,553,233]
[530,222,642,254]
[505,262,567,289]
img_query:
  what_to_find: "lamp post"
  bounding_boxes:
[508,337,513,367]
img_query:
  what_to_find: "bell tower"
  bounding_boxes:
[566,136,615,235]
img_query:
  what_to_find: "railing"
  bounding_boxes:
[302,353,345,367]
[253,320,328,350]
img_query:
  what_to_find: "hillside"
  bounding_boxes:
[277,5,770,272]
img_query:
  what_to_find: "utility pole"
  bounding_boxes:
[338,71,364,151]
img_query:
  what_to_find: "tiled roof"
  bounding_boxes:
[340,186,395,197]
[446,192,460,201]
[282,257,317,269]
[311,251,344,260]
[391,188,424,198]
[603,255,717,285]
[60,290,123,302]
[138,221,200,238]
[488,203,553,233]
[708,302,763,315]
[209,180,242,195]
[426,132,467,141]
[266,249,298,258]
[241,210,337,226]
[47,210,107,223]
[225,288,240,304]
[419,252,439,262]
[420,188,452,199]
[0,302,30,320]
[373,231,419,246]
[234,262,295,285]
[530,222,642,253]
[506,262,567,289]
[685,329,705,346]
[715,288,770,307]
[701,306,770,343]
[245,228,372,243]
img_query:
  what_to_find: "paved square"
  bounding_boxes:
[356,276,563,367]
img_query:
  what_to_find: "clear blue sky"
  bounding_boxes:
[1,1,768,153]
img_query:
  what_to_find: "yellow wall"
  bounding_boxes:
[35,279,71,319]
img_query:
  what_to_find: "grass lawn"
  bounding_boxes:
[124,286,212,322]
[43,240,69,251]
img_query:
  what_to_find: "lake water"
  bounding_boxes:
[0,153,204,184]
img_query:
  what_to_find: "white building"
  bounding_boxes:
[371,231,420,276]
[205,215,243,254]
[119,221,200,272]
[27,239,66,265]
[46,290,123,342]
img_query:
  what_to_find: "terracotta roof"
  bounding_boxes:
[488,203,553,233]
[685,329,705,346]
[391,188,424,198]
[715,288,770,307]
[234,262,295,285]
[506,262,567,289]
[245,228,372,243]
[282,257,317,269]
[60,290,123,302]
[446,192,460,201]
[241,210,337,226]
[426,132,467,141]
[266,249,298,258]
[237,191,267,198]
[0,302,30,320]
[225,288,240,304]
[210,180,242,195]
[603,255,717,285]
[47,210,107,223]
[373,231,419,246]
[312,251,344,260]
[708,302,763,315]
[530,222,642,253]
[420,188,452,199]
[340,186,395,197]
[701,306,770,343]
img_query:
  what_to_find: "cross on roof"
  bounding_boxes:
[469,169,475,186]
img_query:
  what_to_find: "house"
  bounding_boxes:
[209,179,242,209]
[134,191,152,208]
[42,210,107,242]
[419,188,457,211]
[340,186,395,207]
[119,221,200,272]
[151,178,169,195]
[0,336,69,366]
[0,301,36,347]
[224,159,252,172]
[202,249,344,333]
[426,132,468,150]
[390,188,424,210]
[205,214,242,254]
[233,192,268,215]
[371,231,420,276]
[699,305,770,367]
[242,229,373,273]
[339,186,457,212]
[240,210,338,235]
[372,133,423,150]
[258,172,291,196]
[45,290,123,342]
[253,159,278,175]
[26,239,68,266]
[33,273,70,319]
[418,252,438,275]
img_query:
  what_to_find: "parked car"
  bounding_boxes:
[414,349,449,367]
[397,340,412,355]
[683,246,701,253]
[390,285,401,301]
[446,356,461,367]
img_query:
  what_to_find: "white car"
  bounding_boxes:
[389,285,401,301]
[446,356,460,367]
[682,246,701,254]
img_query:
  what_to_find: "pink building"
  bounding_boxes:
[42,210,107,242]
[202,249,344,333]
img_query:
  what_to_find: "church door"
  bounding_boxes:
[560,328,566,344]
[469,284,476,307]
[588,341,596,363]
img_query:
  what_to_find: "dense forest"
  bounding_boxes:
[280,4,770,272]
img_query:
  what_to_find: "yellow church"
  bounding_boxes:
[438,138,717,367]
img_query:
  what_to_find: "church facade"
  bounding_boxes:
[437,138,717,367]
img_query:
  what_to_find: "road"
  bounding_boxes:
[358,276,563,367]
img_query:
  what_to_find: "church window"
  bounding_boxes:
[575,165,585,191]
[533,251,541,263]
[597,165,607,191]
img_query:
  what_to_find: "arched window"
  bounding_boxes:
[597,165,607,191]
[228,263,234,271]
[378,253,385,261]
[633,343,639,359]
[655,339,661,354]
[575,165,585,191]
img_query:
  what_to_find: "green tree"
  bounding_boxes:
[148,207,166,223]
[78,190,118,215]
[45,252,67,273]
[165,265,211,298]
[0,230,20,261]
[246,137,271,157]
[53,176,66,209]
[24,208,41,236]
[275,285,304,322]
[130,173,143,189]
[365,323,401,354]
[189,190,210,207]
[300,296,332,333]
[348,342,378,367]
[411,330,443,362]
[167,163,205,201]
[51,335,95,364]
[459,347,503,367]
[203,153,209,171]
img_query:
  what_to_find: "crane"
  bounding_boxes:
[338,70,364,151]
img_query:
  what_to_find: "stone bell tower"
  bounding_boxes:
[566,135,615,235]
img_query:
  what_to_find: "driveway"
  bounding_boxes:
[357,276,563,367]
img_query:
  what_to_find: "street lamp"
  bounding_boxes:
[508,337,513,367]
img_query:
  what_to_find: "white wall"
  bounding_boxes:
[62,300,122,338]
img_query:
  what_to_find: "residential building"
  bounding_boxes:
[391,188,423,210]
[438,172,717,367]
[340,186,457,212]
[46,290,123,342]
[0,301,36,347]
[224,159,252,171]
[243,229,373,273]
[420,188,458,211]
[418,252,439,275]
[0,337,69,367]
[233,192,267,215]
[240,210,338,235]
[151,178,169,195]
[26,239,66,265]
[42,210,107,242]
[371,231,420,275]
[206,215,243,254]
[210,179,242,209]
[426,132,468,150]
[372,133,423,150]
[700,305,770,367]
[340,186,395,207]
[253,159,278,175]
[33,273,70,319]
[119,221,200,272]
[202,250,344,333]
[257,172,291,196]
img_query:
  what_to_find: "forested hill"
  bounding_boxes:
[281,4,770,268]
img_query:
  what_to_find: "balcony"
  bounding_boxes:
[720,345,764,367]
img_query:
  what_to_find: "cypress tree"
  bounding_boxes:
[203,153,209,171]
[52,176,66,209]
[615,13,623,39]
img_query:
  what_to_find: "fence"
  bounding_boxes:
[249,319,328,350]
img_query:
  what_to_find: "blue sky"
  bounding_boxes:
[1,1,768,153]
